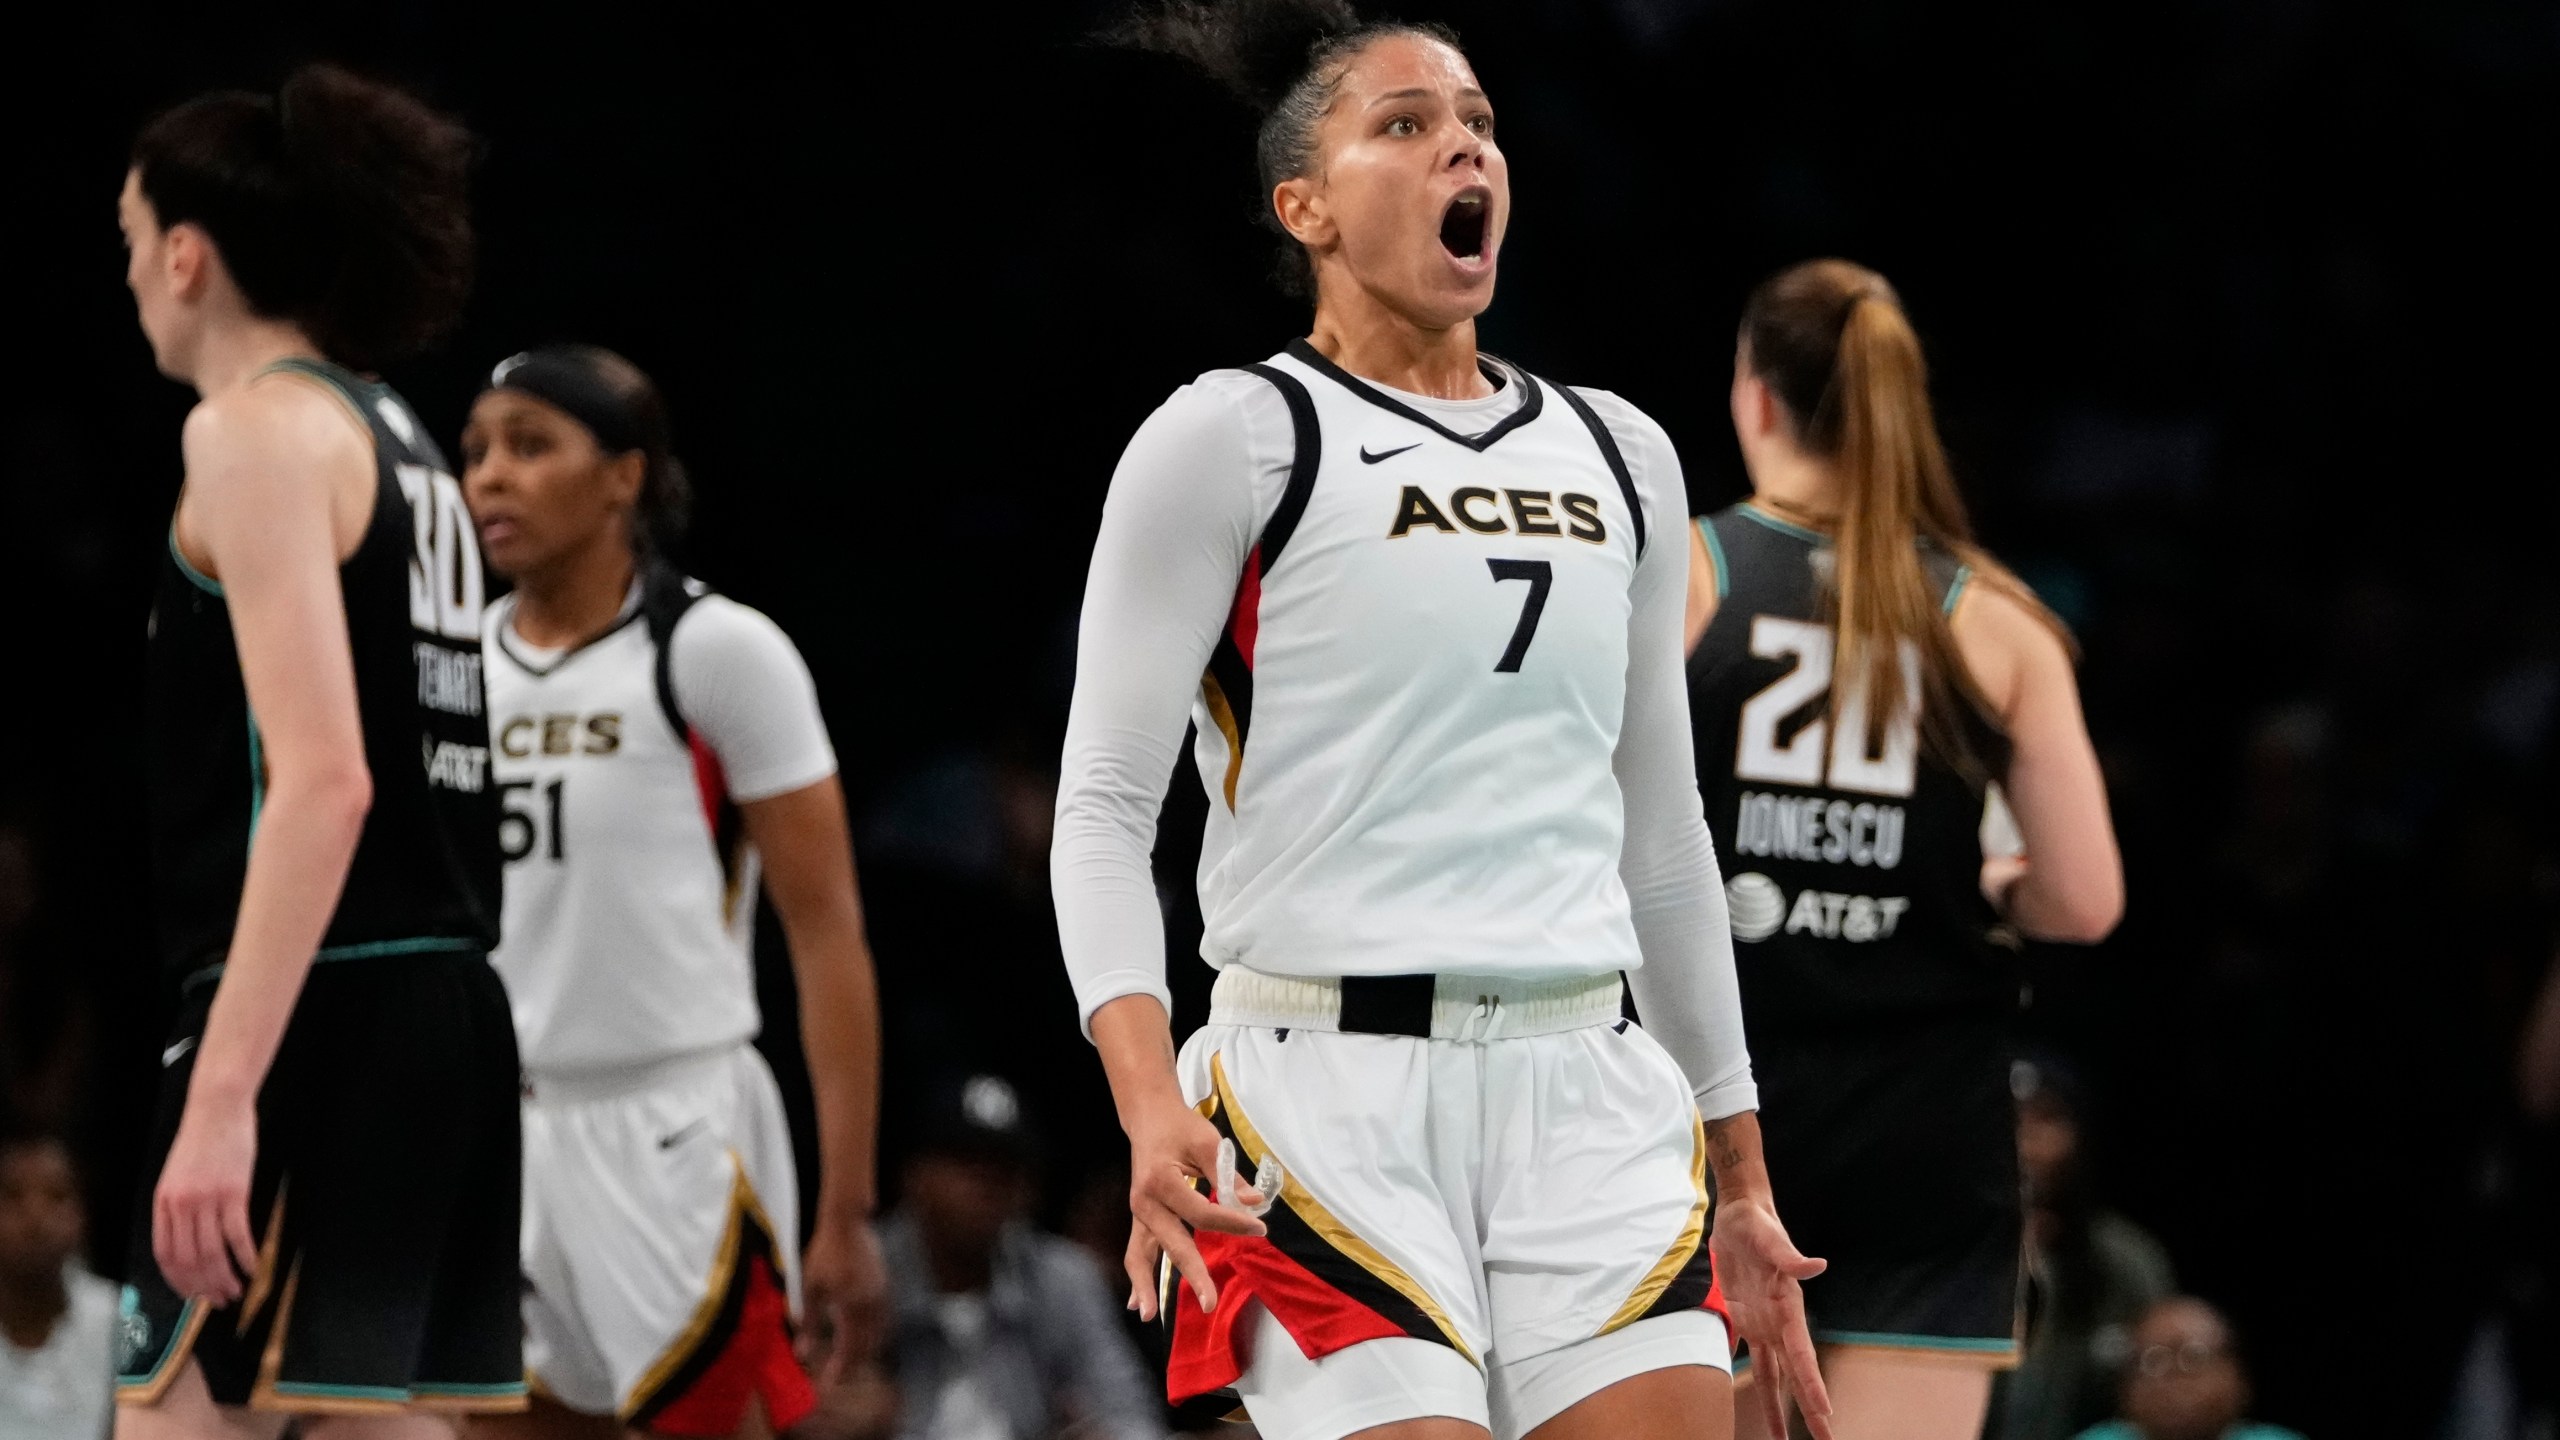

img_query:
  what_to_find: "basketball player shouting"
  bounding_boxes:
[1686,260,2122,1440]
[458,347,887,1440]
[1053,5,1832,1437]
[113,67,522,1437]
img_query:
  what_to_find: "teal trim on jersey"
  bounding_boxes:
[113,1294,199,1387]
[268,1380,415,1402]
[246,707,267,841]
[1943,565,1974,615]
[1737,503,1826,545]
[1696,516,1731,600]
[312,936,481,962]
[182,936,483,991]
[409,1382,531,1397]
[167,526,223,596]
[1814,1329,2018,1354]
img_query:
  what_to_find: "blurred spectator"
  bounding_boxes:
[2000,1058,2177,1440]
[874,1072,1163,1440]
[0,1124,114,1440]
[2071,1297,2304,1440]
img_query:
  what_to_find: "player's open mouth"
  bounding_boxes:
[1440,190,1489,261]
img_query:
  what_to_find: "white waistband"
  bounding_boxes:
[1208,965,1625,1041]
[522,1042,739,1106]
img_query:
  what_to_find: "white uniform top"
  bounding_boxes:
[485,581,837,1074]
[1053,343,1754,1117]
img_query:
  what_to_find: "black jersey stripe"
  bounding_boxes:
[1240,365,1323,571]
[1279,340,1545,454]
[1549,382,1648,559]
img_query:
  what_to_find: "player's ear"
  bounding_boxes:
[1273,175,1333,252]
[604,449,646,510]
[165,222,212,302]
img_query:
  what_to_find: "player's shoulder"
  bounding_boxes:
[667,589,798,657]
[1556,383,1675,455]
[181,372,370,480]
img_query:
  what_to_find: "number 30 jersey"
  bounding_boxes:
[146,359,500,989]
[483,568,837,1074]
[1057,341,1748,1072]
[1686,504,2016,1032]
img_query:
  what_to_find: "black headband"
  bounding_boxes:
[486,348,652,456]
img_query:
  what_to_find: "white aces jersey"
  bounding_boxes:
[484,571,838,1073]
[1188,343,1658,979]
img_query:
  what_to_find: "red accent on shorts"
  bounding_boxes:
[648,1255,818,1437]
[687,733,727,834]
[1166,1227,1413,1403]
[1703,1260,1731,1327]
[1228,547,1263,669]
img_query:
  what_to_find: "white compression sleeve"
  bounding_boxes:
[1052,381,1266,1034]
[665,596,839,802]
[1583,390,1759,1121]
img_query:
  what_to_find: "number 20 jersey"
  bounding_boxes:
[1686,503,2016,1031]
[1184,341,1667,981]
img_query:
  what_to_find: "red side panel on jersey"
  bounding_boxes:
[688,734,727,834]
[1228,546,1263,669]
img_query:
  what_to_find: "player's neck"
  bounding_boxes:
[0,1269,68,1350]
[1305,294,1489,401]
[186,316,325,399]
[1747,451,1844,530]
[511,535,638,650]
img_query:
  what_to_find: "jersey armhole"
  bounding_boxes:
[1237,363,1321,569]
[640,563,712,742]
[1696,515,1731,601]
[1550,385,1648,558]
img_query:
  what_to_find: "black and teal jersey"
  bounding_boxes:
[146,358,501,988]
[1686,501,2018,1034]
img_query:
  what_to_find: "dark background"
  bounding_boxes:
[4,1,2557,1435]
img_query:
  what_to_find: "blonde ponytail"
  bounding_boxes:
[1740,259,2067,774]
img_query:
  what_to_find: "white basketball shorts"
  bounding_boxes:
[1168,967,1732,1440]
[519,1042,816,1435]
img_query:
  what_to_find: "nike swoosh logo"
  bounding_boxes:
[162,1037,196,1068]
[657,1119,708,1151]
[1360,442,1423,464]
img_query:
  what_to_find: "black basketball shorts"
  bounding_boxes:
[1747,1020,2023,1364]
[115,948,526,1416]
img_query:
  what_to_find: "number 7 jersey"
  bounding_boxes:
[482,568,837,1073]
[1171,342,1669,983]
[1686,503,2017,1031]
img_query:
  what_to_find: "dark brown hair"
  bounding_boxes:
[1741,258,2067,767]
[1114,1,1460,297]
[131,64,474,370]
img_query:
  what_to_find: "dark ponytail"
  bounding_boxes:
[485,346,691,559]
[1113,1,1460,297]
[1741,259,2069,771]
[131,63,474,371]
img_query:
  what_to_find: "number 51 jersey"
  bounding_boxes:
[1686,503,2017,1032]
[483,567,837,1073]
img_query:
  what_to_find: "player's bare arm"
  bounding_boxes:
[736,775,889,1381]
[155,380,375,1307]
[1950,581,2122,942]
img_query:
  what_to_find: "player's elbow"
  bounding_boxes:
[2020,874,2122,945]
[283,759,374,836]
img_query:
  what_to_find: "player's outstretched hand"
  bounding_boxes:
[153,1095,260,1307]
[1121,1097,1263,1322]
[799,1215,890,1390]
[1711,1197,1835,1440]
